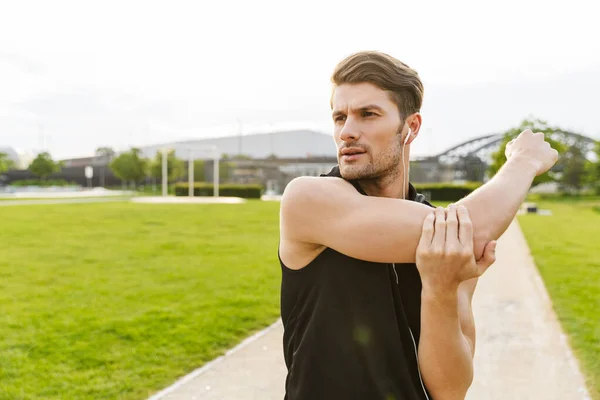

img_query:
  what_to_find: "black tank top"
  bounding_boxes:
[280,166,435,400]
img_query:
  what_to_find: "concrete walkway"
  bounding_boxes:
[149,220,591,400]
[466,220,591,400]
[0,197,130,206]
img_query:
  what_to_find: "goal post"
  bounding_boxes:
[161,145,220,197]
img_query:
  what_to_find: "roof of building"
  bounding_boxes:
[137,130,336,160]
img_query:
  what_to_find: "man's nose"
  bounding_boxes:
[340,118,360,142]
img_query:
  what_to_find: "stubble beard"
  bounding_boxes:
[340,138,403,185]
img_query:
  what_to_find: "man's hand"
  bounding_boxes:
[505,129,559,177]
[416,204,497,399]
[416,205,497,292]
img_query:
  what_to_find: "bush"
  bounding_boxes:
[414,182,482,202]
[9,179,74,187]
[174,183,263,199]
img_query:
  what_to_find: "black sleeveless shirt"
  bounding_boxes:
[279,166,435,400]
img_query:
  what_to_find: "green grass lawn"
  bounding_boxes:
[0,200,282,399]
[518,198,600,399]
[2,194,599,399]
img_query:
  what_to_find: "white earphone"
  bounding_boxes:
[404,128,412,145]
[401,127,412,200]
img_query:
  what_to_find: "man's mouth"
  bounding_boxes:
[340,148,366,156]
[340,147,366,161]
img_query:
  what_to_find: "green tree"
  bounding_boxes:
[95,147,116,159]
[149,150,185,182]
[109,148,149,187]
[231,154,253,160]
[0,152,16,174]
[559,143,588,193]
[193,160,206,182]
[29,152,62,180]
[589,141,600,194]
[488,118,566,187]
[221,162,233,182]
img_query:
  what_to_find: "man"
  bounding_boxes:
[278,51,558,399]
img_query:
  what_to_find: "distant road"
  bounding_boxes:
[0,197,130,207]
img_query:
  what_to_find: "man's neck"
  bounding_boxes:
[357,172,409,199]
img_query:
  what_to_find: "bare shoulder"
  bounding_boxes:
[279,176,354,270]
[280,175,352,205]
[279,176,356,238]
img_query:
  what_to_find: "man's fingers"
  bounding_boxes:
[445,204,459,246]
[432,207,446,249]
[457,205,473,246]
[476,240,497,276]
[418,212,435,248]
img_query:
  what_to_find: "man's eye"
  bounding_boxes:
[362,111,376,117]
[335,116,346,122]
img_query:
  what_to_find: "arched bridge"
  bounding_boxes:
[433,130,598,165]
[411,130,598,183]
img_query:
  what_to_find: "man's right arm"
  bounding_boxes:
[280,130,558,265]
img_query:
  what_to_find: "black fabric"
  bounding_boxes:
[280,165,435,400]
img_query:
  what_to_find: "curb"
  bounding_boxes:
[147,319,283,400]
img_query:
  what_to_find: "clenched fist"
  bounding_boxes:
[416,205,497,292]
[505,129,559,176]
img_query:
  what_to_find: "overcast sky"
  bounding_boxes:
[1,0,599,160]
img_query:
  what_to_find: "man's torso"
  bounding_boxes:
[279,166,433,400]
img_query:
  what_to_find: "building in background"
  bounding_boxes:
[203,156,338,195]
[9,128,588,192]
[137,130,336,160]
[136,130,339,193]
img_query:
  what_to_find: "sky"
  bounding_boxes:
[1,0,599,160]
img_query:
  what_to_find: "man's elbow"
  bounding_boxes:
[472,229,493,261]
[428,377,473,400]
[425,362,474,400]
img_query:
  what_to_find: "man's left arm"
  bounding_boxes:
[457,278,478,357]
[416,206,496,399]
[420,287,473,399]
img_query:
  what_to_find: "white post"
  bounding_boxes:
[162,149,168,197]
[188,150,194,197]
[213,154,219,197]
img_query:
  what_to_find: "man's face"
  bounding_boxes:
[331,82,403,181]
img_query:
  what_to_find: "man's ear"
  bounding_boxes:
[405,113,422,145]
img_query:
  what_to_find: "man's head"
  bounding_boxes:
[330,51,424,181]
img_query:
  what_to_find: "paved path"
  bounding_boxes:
[465,220,590,400]
[0,197,130,206]
[149,220,591,400]
[0,197,129,207]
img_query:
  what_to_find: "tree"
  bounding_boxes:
[149,150,185,182]
[109,148,149,187]
[29,152,62,180]
[220,161,232,182]
[193,160,206,182]
[96,147,115,159]
[231,154,253,160]
[589,141,600,194]
[559,143,588,193]
[458,155,487,182]
[96,147,116,187]
[488,118,567,187]
[0,152,16,174]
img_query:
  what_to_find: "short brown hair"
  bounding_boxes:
[331,51,424,121]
